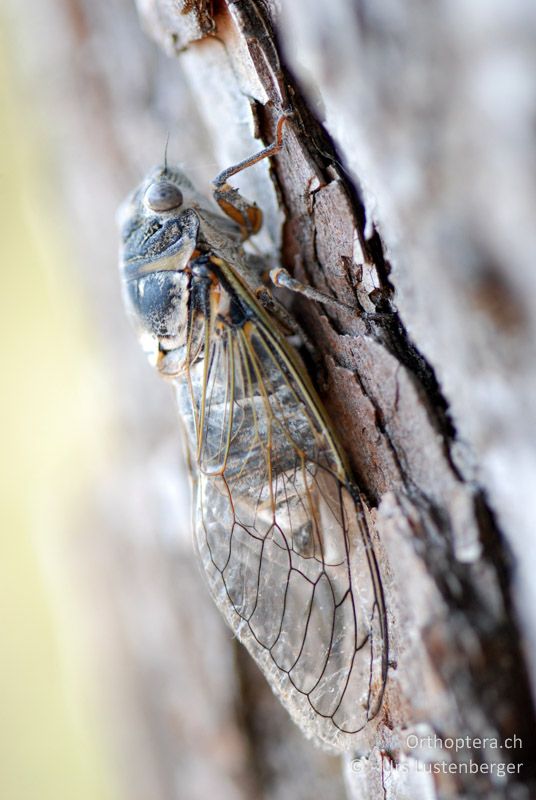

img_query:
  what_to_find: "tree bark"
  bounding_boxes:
[9,0,536,798]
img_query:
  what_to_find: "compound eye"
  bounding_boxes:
[144,180,183,212]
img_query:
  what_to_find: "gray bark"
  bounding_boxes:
[8,0,536,798]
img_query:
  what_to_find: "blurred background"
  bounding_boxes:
[0,18,118,798]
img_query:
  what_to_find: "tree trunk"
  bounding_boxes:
[10,0,536,798]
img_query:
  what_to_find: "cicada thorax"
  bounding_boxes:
[151,253,251,377]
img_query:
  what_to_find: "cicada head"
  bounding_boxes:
[118,165,204,276]
[118,165,207,368]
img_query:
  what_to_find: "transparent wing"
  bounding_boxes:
[178,275,387,749]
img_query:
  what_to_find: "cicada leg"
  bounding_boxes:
[212,115,290,240]
[271,266,394,323]
[270,267,355,311]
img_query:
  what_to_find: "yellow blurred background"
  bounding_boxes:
[0,27,118,800]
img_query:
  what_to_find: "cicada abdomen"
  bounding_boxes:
[118,140,388,749]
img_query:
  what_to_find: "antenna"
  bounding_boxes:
[163,132,170,174]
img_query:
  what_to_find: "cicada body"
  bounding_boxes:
[118,145,388,749]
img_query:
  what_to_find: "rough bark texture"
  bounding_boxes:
[9,0,536,798]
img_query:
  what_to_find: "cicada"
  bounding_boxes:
[118,119,388,750]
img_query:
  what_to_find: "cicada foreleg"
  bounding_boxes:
[212,115,290,240]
